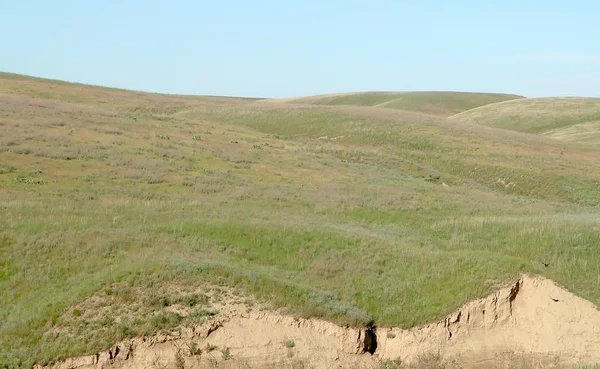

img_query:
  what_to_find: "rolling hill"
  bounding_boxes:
[0,72,599,367]
[453,97,600,144]
[287,91,523,116]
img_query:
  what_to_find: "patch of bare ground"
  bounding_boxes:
[42,276,600,369]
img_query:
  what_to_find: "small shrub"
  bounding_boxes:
[175,293,209,307]
[99,315,114,327]
[150,311,183,330]
[572,364,600,369]
[174,351,185,369]
[0,165,16,174]
[156,134,170,140]
[425,174,441,183]
[230,139,238,143]
[146,294,171,308]
[205,343,218,353]
[117,323,134,339]
[283,339,295,348]
[380,358,402,369]
[289,358,310,369]
[386,331,396,339]
[410,352,452,369]
[221,347,232,360]
[147,176,165,185]
[14,176,46,185]
[192,135,201,141]
[72,309,82,317]
[187,341,201,356]
[188,308,217,318]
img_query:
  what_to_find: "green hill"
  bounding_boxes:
[453,97,600,144]
[0,73,599,367]
[288,91,523,116]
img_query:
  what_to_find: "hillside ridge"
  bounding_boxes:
[453,96,600,143]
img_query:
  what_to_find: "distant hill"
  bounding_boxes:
[453,97,600,144]
[1,72,599,366]
[287,91,523,116]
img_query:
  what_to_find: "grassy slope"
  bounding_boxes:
[1,73,599,367]
[288,91,523,116]
[453,97,600,144]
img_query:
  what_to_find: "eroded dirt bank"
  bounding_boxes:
[41,276,600,369]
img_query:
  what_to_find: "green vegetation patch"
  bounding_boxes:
[0,73,598,367]
[291,91,522,116]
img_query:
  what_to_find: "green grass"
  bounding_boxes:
[288,91,523,116]
[453,97,600,143]
[571,364,600,369]
[0,73,599,367]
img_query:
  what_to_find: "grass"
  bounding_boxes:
[288,91,523,116]
[572,364,600,369]
[452,97,600,143]
[0,72,599,367]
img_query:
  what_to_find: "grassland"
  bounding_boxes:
[288,91,523,116]
[0,72,599,367]
[453,97,600,144]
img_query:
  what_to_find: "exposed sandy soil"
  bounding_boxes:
[378,276,600,367]
[42,275,600,369]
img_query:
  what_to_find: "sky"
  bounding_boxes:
[1,1,599,98]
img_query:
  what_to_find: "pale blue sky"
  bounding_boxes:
[1,1,599,98]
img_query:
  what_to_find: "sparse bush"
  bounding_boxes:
[386,331,396,339]
[117,323,134,339]
[380,358,402,369]
[410,352,453,369]
[150,311,183,330]
[0,165,16,174]
[283,339,295,348]
[187,341,201,356]
[99,315,114,327]
[156,134,170,140]
[205,343,218,352]
[289,358,311,369]
[188,308,217,318]
[425,174,441,183]
[572,364,600,369]
[147,176,165,184]
[175,293,209,307]
[72,309,82,317]
[145,294,171,308]
[174,350,185,369]
[221,347,231,360]
[14,176,46,184]
[192,135,201,140]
